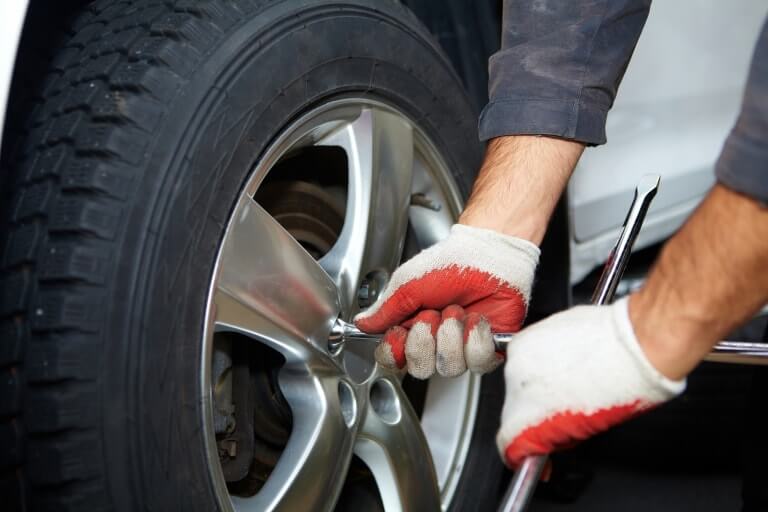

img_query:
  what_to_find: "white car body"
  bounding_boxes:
[570,0,768,282]
[0,1,29,148]
[1,0,765,283]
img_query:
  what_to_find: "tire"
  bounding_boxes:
[0,0,501,510]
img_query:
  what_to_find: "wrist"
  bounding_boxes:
[627,185,768,381]
[458,209,544,243]
[628,290,705,381]
[459,135,583,245]
[612,297,687,395]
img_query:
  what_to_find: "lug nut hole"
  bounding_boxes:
[338,380,357,427]
[369,379,401,424]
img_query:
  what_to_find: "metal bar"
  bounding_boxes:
[335,325,768,364]
[706,341,768,365]
[497,174,660,512]
[589,175,660,305]
[498,456,547,512]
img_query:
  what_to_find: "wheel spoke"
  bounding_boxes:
[318,107,414,314]
[355,377,441,511]
[213,197,341,363]
[232,373,357,511]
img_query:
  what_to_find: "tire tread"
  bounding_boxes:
[0,1,240,507]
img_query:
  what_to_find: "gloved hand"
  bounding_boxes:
[354,224,539,379]
[497,297,686,467]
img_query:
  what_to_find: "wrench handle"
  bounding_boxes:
[498,174,660,512]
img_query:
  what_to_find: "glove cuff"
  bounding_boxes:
[611,297,687,399]
[446,224,539,303]
[452,224,540,262]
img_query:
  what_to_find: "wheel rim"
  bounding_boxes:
[201,98,480,511]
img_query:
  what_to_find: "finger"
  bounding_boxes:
[464,312,503,374]
[374,326,408,370]
[436,305,466,377]
[404,310,441,379]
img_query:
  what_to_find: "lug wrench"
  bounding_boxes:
[331,175,660,511]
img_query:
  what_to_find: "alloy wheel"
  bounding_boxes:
[202,98,480,511]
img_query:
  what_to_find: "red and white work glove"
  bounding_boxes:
[354,224,539,379]
[497,297,686,467]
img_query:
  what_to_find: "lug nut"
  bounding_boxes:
[328,327,345,354]
[358,271,388,309]
[358,280,373,308]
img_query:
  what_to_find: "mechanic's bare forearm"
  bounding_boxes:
[459,135,584,245]
[630,184,768,380]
